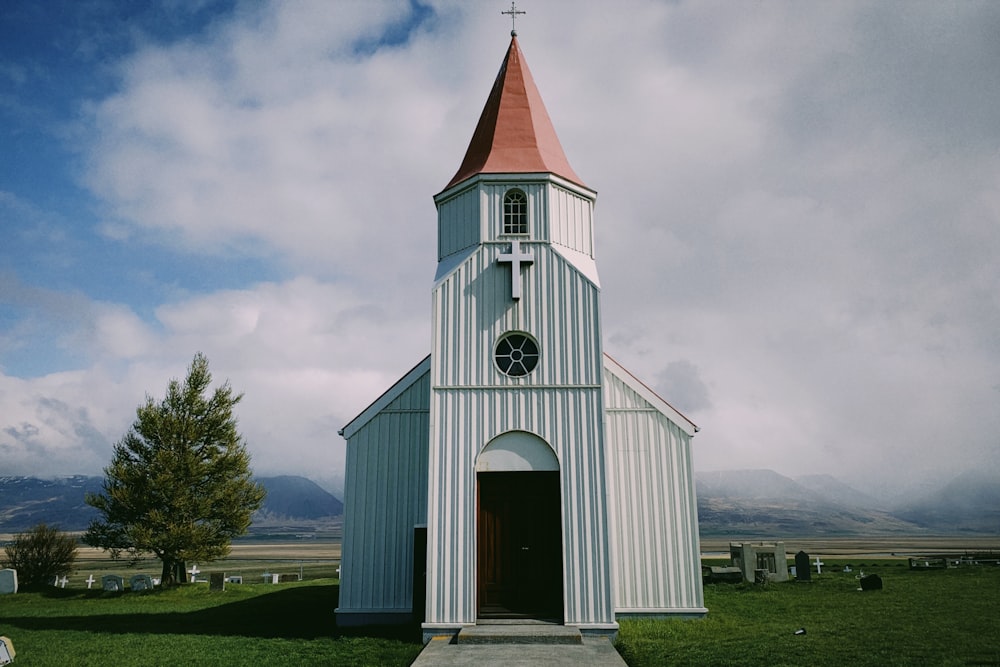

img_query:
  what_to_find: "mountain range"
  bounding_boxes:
[695,469,1000,535]
[1,469,996,535]
[0,475,342,533]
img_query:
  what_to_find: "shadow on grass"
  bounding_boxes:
[4,584,422,644]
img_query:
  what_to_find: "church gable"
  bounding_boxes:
[337,358,431,625]
[602,354,705,615]
[603,355,697,436]
[340,356,430,440]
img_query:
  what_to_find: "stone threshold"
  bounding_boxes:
[458,622,583,645]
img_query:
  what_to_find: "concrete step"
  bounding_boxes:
[458,623,583,645]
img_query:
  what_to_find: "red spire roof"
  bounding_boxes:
[443,36,585,191]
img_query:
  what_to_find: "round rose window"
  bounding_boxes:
[494,332,539,377]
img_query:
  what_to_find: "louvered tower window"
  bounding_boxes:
[502,189,528,235]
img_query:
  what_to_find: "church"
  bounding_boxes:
[335,32,706,642]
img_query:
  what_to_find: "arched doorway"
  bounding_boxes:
[476,432,563,620]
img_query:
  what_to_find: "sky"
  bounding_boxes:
[2,0,999,500]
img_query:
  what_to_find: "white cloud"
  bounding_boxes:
[0,277,426,492]
[4,1,1000,497]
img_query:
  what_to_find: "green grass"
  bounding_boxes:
[0,579,423,666]
[4,561,999,666]
[616,560,1000,667]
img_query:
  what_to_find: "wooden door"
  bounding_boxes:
[477,471,563,619]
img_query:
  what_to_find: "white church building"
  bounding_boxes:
[335,34,706,642]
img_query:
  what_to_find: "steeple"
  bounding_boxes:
[443,36,585,191]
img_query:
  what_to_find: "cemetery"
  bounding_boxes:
[0,540,999,665]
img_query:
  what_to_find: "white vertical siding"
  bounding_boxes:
[425,387,615,627]
[437,176,595,257]
[431,245,603,388]
[338,371,430,617]
[481,182,549,243]
[426,238,615,629]
[549,184,594,257]
[438,187,480,260]
[604,369,705,615]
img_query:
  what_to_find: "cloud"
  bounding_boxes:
[3,1,1000,498]
[0,277,426,491]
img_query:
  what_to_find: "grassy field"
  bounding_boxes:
[618,559,1000,667]
[0,578,423,667]
[2,543,999,666]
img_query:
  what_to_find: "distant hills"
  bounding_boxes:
[890,469,1000,534]
[0,475,104,533]
[1,469,997,536]
[251,475,343,525]
[0,475,343,533]
[696,469,1000,536]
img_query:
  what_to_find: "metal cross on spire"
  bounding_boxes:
[502,1,526,36]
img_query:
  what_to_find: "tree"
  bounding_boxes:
[2,523,79,589]
[84,353,266,585]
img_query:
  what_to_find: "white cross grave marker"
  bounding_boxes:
[814,556,824,574]
[86,574,96,589]
[58,575,69,588]
[498,240,534,300]
[188,564,200,580]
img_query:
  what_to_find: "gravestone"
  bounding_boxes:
[795,551,811,581]
[226,575,243,584]
[209,572,225,592]
[102,574,125,592]
[0,636,14,665]
[278,573,300,583]
[130,574,154,592]
[86,574,96,589]
[0,569,17,594]
[703,566,742,583]
[859,573,883,591]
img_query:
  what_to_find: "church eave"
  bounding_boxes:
[603,354,699,436]
[434,171,596,204]
[339,355,431,441]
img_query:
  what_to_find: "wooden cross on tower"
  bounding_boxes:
[502,2,526,36]
[498,240,533,300]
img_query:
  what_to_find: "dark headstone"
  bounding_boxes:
[102,574,124,592]
[130,574,154,592]
[703,566,743,583]
[860,573,883,591]
[795,551,811,581]
[209,572,225,592]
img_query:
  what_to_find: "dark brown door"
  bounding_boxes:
[477,471,563,619]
